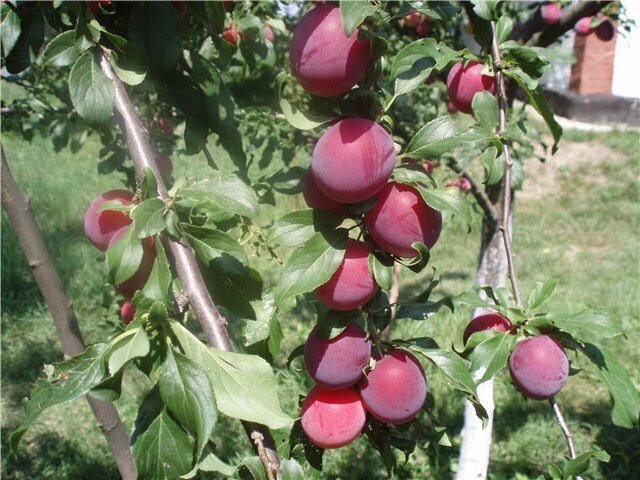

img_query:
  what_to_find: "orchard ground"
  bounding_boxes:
[1,115,639,477]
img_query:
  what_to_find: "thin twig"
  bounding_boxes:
[99,52,282,479]
[489,21,523,308]
[1,146,137,480]
[550,397,583,479]
[251,431,278,480]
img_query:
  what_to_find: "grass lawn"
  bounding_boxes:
[1,122,638,479]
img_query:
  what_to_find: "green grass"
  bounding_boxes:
[2,123,639,480]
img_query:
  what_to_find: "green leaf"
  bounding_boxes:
[272,209,344,247]
[506,70,562,154]
[1,6,21,57]
[159,348,217,457]
[11,344,109,448]
[416,186,473,226]
[68,50,115,125]
[107,328,150,375]
[132,408,194,480]
[562,450,610,478]
[316,310,362,340]
[472,91,499,132]
[472,0,498,21]
[141,241,172,302]
[369,254,393,291]
[171,322,294,429]
[190,53,247,170]
[551,312,623,340]
[275,230,348,304]
[132,198,166,238]
[243,456,269,480]
[42,30,79,67]
[177,171,258,218]
[405,116,463,159]
[339,0,376,37]
[389,38,458,99]
[395,298,453,321]
[480,146,504,185]
[4,6,44,74]
[496,16,513,44]
[468,333,518,384]
[276,72,335,130]
[281,459,305,480]
[100,29,147,85]
[105,225,143,285]
[129,1,181,71]
[245,292,283,362]
[405,338,486,419]
[579,343,639,428]
[183,224,248,271]
[527,279,559,311]
[182,445,237,478]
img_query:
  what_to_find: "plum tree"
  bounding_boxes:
[120,300,135,324]
[359,349,427,425]
[301,169,349,216]
[540,3,563,25]
[311,118,396,203]
[364,182,442,258]
[304,322,371,389]
[315,240,378,311]
[300,385,367,449]
[83,190,134,251]
[290,5,371,97]
[463,312,513,344]
[574,16,595,36]
[509,335,569,400]
[446,61,496,114]
[109,226,156,299]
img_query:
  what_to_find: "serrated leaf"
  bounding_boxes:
[562,450,610,478]
[10,344,109,448]
[389,38,458,99]
[107,328,150,375]
[468,333,518,384]
[416,186,472,226]
[472,91,499,132]
[132,198,166,238]
[480,146,504,185]
[183,224,248,267]
[42,30,79,67]
[1,7,21,56]
[276,230,348,304]
[159,349,217,457]
[276,72,335,130]
[405,116,462,159]
[340,0,376,37]
[171,322,293,429]
[395,298,453,321]
[551,312,623,340]
[245,292,283,362]
[182,445,237,478]
[4,6,44,74]
[527,279,559,311]
[471,0,498,21]
[316,309,361,339]
[177,171,258,218]
[129,1,181,71]
[133,408,193,480]
[580,343,639,428]
[141,241,172,302]
[105,225,143,285]
[281,459,305,480]
[368,254,393,291]
[496,16,513,44]
[272,209,344,247]
[68,50,115,124]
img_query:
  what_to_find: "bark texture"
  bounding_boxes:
[1,146,137,480]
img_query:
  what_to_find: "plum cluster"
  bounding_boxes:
[290,4,434,450]
[539,2,615,41]
[302,324,427,448]
[83,190,155,324]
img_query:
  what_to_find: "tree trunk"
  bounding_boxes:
[455,188,511,480]
[1,146,138,480]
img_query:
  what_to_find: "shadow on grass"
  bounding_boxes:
[1,429,118,480]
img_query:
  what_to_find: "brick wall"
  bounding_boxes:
[570,27,617,94]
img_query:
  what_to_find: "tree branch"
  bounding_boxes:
[1,145,137,480]
[448,163,500,226]
[491,21,581,468]
[99,53,282,479]
[518,1,606,47]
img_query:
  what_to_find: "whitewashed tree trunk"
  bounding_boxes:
[455,206,511,480]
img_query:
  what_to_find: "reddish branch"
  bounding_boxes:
[99,53,282,479]
[1,146,137,480]
[490,21,580,467]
